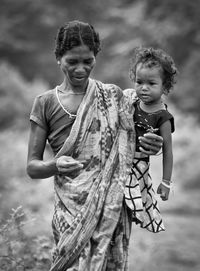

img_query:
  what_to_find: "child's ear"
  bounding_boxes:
[162,87,169,95]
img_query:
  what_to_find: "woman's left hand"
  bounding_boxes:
[139,133,163,155]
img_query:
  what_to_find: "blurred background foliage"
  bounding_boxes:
[0,0,200,270]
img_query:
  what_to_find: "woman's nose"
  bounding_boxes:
[75,64,85,73]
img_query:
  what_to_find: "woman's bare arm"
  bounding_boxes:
[27,121,58,179]
[27,122,84,179]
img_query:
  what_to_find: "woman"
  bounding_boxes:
[27,20,163,271]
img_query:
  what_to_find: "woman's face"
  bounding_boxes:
[59,45,96,89]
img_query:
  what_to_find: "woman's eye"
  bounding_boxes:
[67,60,77,65]
[84,60,93,65]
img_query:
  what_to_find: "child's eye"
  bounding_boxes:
[136,80,142,84]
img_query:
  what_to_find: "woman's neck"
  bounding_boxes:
[139,100,165,113]
[59,79,89,94]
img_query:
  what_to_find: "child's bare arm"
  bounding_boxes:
[157,120,173,201]
[161,120,173,181]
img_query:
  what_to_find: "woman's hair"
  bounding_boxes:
[129,47,178,93]
[54,20,101,59]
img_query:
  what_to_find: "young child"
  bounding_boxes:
[124,47,178,232]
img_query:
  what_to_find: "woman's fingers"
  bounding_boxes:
[144,132,163,141]
[141,133,163,145]
[139,133,163,155]
[58,163,83,173]
[56,156,84,174]
[139,146,158,155]
[58,161,83,168]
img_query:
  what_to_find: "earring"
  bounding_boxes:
[57,61,60,65]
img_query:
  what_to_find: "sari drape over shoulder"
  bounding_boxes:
[50,79,136,271]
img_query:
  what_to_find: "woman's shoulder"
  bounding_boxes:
[33,88,57,108]
[36,88,56,100]
[123,88,138,104]
[123,88,136,97]
[96,80,121,91]
[95,79,123,98]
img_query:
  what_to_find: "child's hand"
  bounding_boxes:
[157,182,170,201]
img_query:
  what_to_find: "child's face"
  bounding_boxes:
[135,63,164,105]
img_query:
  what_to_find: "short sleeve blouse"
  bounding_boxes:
[134,100,175,151]
[30,88,75,154]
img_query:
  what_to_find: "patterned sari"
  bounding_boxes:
[50,79,136,271]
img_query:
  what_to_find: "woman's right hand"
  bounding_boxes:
[56,156,84,175]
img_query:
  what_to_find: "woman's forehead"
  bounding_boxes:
[63,45,95,58]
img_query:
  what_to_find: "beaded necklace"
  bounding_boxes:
[56,86,77,118]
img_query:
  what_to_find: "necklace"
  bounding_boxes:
[56,87,77,118]
[67,91,86,95]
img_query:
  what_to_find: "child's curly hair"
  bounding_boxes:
[54,20,101,59]
[129,47,178,94]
